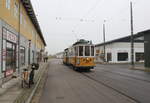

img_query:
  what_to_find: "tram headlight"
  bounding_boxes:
[77,58,80,64]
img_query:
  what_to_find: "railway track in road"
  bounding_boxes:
[96,68,150,84]
[81,72,141,103]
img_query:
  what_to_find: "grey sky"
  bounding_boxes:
[31,0,150,54]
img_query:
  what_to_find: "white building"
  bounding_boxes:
[56,52,64,59]
[95,33,144,63]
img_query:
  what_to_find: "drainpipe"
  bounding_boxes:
[18,0,21,74]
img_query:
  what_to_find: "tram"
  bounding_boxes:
[63,39,95,71]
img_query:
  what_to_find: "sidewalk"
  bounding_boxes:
[0,62,49,103]
[130,65,150,72]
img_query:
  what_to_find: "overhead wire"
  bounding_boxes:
[71,0,104,40]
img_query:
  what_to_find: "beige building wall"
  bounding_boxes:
[0,0,45,49]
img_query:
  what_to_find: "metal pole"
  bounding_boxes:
[103,20,106,62]
[130,2,134,67]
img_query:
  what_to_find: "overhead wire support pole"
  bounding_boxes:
[130,1,134,67]
[103,20,106,62]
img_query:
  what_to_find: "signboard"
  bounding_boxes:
[7,31,17,43]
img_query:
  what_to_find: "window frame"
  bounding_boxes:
[79,46,84,56]
[6,41,16,71]
[85,46,90,56]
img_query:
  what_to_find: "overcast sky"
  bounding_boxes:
[31,0,150,55]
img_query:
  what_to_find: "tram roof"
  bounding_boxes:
[73,39,93,46]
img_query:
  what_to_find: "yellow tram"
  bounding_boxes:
[63,39,95,71]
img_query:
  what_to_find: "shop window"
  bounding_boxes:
[20,46,25,66]
[6,41,16,71]
[32,51,35,63]
[79,46,83,56]
[118,52,128,61]
[85,46,90,56]
[136,53,144,62]
[91,46,94,56]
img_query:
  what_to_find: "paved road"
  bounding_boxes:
[83,64,150,103]
[39,59,138,103]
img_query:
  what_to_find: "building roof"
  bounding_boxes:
[95,31,147,47]
[138,29,150,34]
[21,0,46,46]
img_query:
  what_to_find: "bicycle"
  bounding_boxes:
[21,68,30,88]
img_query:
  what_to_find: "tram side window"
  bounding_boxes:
[91,46,94,56]
[79,46,83,56]
[85,46,90,56]
[75,47,78,56]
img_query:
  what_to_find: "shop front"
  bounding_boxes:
[2,27,18,78]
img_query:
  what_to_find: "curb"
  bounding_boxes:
[26,65,47,103]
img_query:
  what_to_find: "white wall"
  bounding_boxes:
[95,42,144,63]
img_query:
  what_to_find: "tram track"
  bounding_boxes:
[81,72,141,103]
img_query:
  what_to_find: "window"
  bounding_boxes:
[75,47,78,56]
[91,46,94,56]
[20,13,23,24]
[24,18,27,28]
[20,47,25,66]
[32,51,35,63]
[14,2,19,18]
[6,0,11,10]
[6,41,16,71]
[85,46,90,56]
[136,53,144,62]
[107,53,112,62]
[96,50,99,54]
[118,53,128,61]
[79,46,83,56]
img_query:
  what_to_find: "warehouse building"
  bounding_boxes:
[95,33,144,63]
[137,30,150,68]
[0,0,46,84]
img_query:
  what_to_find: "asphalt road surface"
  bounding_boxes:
[39,59,150,103]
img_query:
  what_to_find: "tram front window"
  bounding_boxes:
[79,46,83,56]
[85,46,90,56]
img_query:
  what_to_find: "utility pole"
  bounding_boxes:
[130,1,134,67]
[103,20,106,62]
